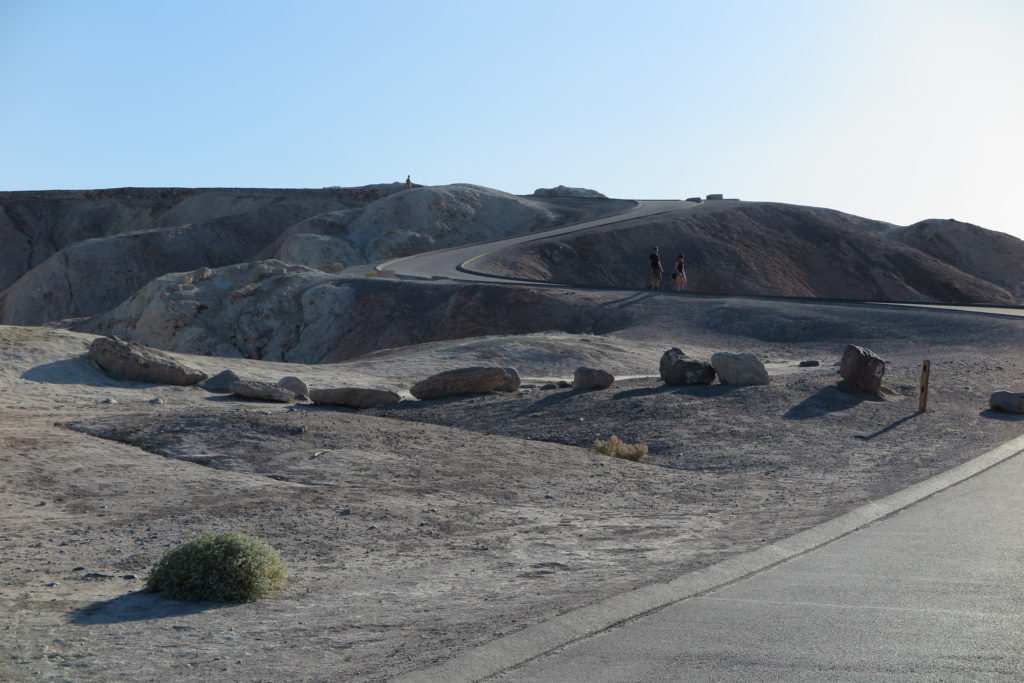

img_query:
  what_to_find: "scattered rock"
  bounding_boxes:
[840,345,886,395]
[799,360,820,367]
[660,348,716,386]
[989,391,1024,414]
[556,380,572,388]
[228,380,297,403]
[541,383,558,390]
[310,388,401,409]
[410,367,522,400]
[88,336,208,386]
[572,367,614,391]
[711,352,769,386]
[200,369,242,393]
[149,397,164,405]
[277,376,310,400]
[101,398,118,404]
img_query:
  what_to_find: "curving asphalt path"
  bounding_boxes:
[375,198,1024,320]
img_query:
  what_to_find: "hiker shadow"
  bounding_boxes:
[525,389,588,412]
[784,384,868,420]
[612,385,675,400]
[70,591,231,625]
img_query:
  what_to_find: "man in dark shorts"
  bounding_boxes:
[648,246,663,290]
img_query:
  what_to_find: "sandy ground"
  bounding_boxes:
[2,296,1023,681]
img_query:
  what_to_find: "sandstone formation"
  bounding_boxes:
[840,345,886,395]
[660,348,717,386]
[309,388,402,409]
[78,261,631,363]
[228,380,297,403]
[989,391,1024,414]
[711,352,770,385]
[572,367,615,390]
[410,367,522,401]
[87,336,207,386]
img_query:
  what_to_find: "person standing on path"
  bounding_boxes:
[648,246,663,290]
[673,253,687,291]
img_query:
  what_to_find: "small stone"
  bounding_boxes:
[102,398,118,404]
[799,360,820,367]
[149,397,164,405]
[122,574,138,580]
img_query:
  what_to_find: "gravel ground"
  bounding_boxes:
[2,300,1023,681]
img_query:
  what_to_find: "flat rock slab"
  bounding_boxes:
[229,380,296,403]
[411,367,521,401]
[88,336,207,386]
[310,388,401,409]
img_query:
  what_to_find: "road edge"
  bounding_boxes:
[393,430,1024,682]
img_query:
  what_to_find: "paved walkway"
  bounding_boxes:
[398,433,1024,682]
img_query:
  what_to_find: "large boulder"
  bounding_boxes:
[410,366,522,401]
[228,380,297,403]
[277,376,310,400]
[88,336,207,386]
[572,367,615,390]
[840,345,886,395]
[660,348,716,386]
[199,369,242,393]
[310,387,401,409]
[989,391,1024,414]
[711,352,770,385]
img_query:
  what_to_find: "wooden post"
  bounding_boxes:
[919,360,931,412]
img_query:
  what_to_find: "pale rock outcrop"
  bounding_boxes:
[711,352,769,385]
[277,376,310,400]
[410,367,522,401]
[660,348,716,386]
[840,345,886,395]
[572,367,614,390]
[228,380,297,403]
[309,388,401,409]
[989,391,1024,414]
[274,233,359,272]
[533,185,608,199]
[87,336,207,386]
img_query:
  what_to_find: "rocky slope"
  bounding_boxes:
[474,200,1023,305]
[0,184,631,325]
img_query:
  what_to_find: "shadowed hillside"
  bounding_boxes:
[474,200,1022,305]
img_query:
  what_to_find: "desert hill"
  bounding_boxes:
[0,184,631,325]
[1,185,1021,347]
[474,200,1023,305]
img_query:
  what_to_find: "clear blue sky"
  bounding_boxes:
[3,0,1023,239]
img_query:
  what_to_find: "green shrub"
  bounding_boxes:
[593,434,648,462]
[145,531,289,602]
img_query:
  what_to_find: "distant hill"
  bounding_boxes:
[0,184,630,325]
[474,200,1023,305]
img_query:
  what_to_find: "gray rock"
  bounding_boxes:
[88,336,207,386]
[660,348,716,386]
[711,352,769,386]
[541,383,558,390]
[310,387,401,409]
[532,185,607,199]
[799,360,820,367]
[228,380,297,403]
[199,370,242,393]
[277,376,310,400]
[840,344,886,395]
[572,367,615,390]
[989,391,1024,414]
[411,367,522,401]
